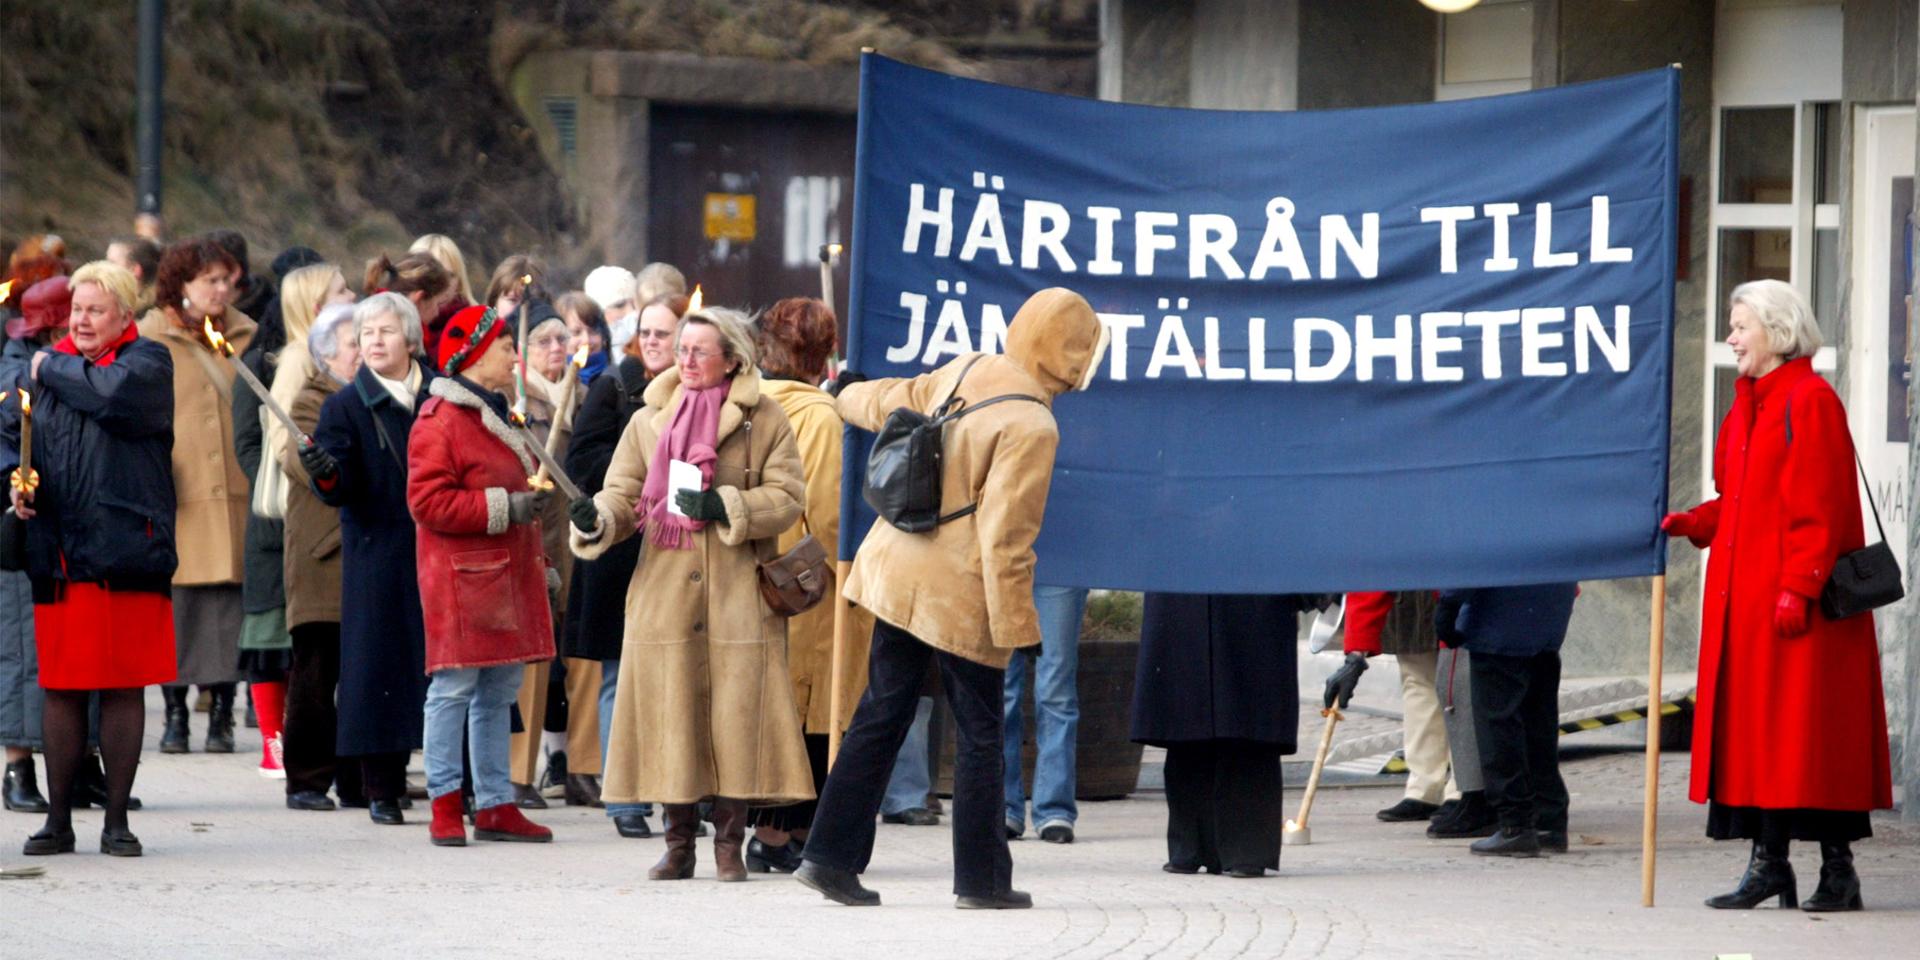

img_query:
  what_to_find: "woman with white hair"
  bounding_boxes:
[277,302,361,814]
[301,293,438,826]
[569,306,812,881]
[1663,279,1892,912]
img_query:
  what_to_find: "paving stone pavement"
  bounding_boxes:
[3,701,1914,959]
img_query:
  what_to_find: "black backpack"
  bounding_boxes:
[864,355,1043,533]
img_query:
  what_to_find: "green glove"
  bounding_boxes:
[675,489,727,522]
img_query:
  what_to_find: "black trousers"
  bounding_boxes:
[1162,741,1282,873]
[284,623,361,801]
[1469,649,1567,833]
[356,750,411,803]
[804,619,1012,898]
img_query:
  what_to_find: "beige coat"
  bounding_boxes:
[836,288,1104,668]
[137,306,257,586]
[571,367,813,804]
[760,377,871,736]
[278,358,345,629]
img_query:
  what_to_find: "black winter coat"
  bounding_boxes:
[233,344,287,614]
[561,356,648,661]
[0,336,176,593]
[1435,583,1577,658]
[1131,593,1314,752]
[312,362,434,755]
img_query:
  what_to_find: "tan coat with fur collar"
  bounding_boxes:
[571,367,814,804]
[835,288,1105,668]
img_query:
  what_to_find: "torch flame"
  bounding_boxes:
[519,274,533,287]
[828,243,843,257]
[17,389,29,415]
[687,285,704,313]
[203,317,230,355]
[571,345,590,368]
[0,280,13,305]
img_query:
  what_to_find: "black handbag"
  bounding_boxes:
[1820,450,1904,621]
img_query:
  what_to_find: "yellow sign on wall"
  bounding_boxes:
[704,193,756,241]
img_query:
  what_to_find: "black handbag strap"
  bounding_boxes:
[1784,385,1888,545]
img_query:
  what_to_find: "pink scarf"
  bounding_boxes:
[638,382,730,549]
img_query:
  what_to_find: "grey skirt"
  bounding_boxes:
[171,584,244,686]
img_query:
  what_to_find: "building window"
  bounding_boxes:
[1434,0,1533,102]
[544,97,578,159]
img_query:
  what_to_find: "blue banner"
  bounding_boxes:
[841,54,1677,593]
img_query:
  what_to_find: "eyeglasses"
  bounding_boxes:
[638,329,675,341]
[675,346,723,363]
[531,334,569,349]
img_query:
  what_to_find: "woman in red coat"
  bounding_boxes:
[1664,279,1892,912]
[405,305,557,847]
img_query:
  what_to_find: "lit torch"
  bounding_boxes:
[534,345,591,490]
[10,389,37,497]
[205,318,310,449]
[686,284,703,314]
[0,280,15,306]
[513,274,534,421]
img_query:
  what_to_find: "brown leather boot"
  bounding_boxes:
[711,798,749,882]
[648,803,699,880]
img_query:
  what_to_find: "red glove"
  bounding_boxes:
[1774,591,1811,638]
[1660,512,1709,547]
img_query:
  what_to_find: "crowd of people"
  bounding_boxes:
[0,229,1894,912]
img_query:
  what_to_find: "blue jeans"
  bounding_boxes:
[880,695,933,815]
[600,656,653,819]
[424,665,522,810]
[1003,584,1085,831]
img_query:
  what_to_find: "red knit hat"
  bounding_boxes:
[436,304,506,376]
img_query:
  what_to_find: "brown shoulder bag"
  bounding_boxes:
[741,406,834,617]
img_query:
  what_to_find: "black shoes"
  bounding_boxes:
[512,782,548,809]
[286,790,337,811]
[1705,840,1797,909]
[73,754,139,810]
[1162,861,1201,875]
[99,827,142,857]
[1426,791,1497,838]
[1537,829,1570,853]
[160,685,190,754]
[796,860,881,906]
[1470,826,1542,858]
[204,684,236,754]
[3,757,48,813]
[957,889,1034,909]
[746,837,805,873]
[613,813,653,839]
[1800,841,1863,912]
[881,807,939,826]
[1376,798,1440,822]
[564,773,604,808]
[368,799,405,825]
[22,825,75,855]
[1039,821,1075,844]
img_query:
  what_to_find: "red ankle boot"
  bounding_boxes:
[430,792,468,847]
[475,803,553,843]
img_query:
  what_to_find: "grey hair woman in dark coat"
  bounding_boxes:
[304,292,437,826]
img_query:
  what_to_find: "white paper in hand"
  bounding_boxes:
[666,459,703,517]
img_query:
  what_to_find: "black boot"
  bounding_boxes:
[159,685,190,754]
[1801,841,1863,912]
[204,684,236,754]
[72,753,141,810]
[3,757,49,813]
[1706,840,1797,909]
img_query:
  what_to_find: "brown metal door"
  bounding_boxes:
[648,106,857,315]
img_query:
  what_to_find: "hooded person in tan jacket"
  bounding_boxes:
[795,287,1108,911]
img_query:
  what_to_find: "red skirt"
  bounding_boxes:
[35,583,177,690]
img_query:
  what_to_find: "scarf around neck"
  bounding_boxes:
[638,382,730,549]
[56,323,141,366]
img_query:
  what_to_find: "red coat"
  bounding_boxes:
[406,377,555,673]
[1677,358,1891,811]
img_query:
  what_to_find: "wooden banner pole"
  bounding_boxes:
[1641,573,1668,907]
[827,561,852,769]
